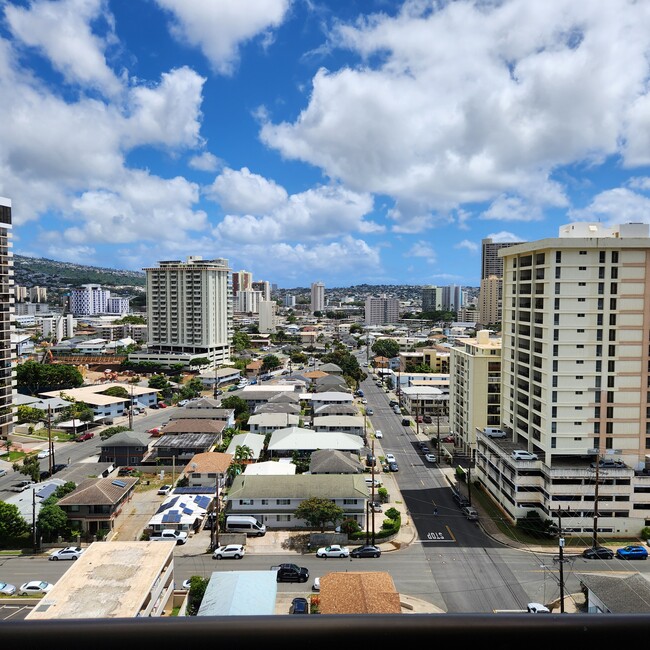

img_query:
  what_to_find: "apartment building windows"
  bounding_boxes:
[611,251,619,263]
[599,251,606,263]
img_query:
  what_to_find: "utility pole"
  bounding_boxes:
[32,488,37,552]
[365,500,370,545]
[211,472,221,551]
[557,507,566,614]
[371,438,376,545]
[47,406,53,474]
[128,382,134,430]
[593,455,600,550]
[467,464,472,506]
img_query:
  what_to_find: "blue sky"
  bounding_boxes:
[2,0,650,289]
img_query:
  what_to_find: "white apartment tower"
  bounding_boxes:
[251,280,271,301]
[41,314,75,343]
[365,295,400,325]
[311,281,325,313]
[449,330,502,452]
[70,284,111,315]
[476,222,650,536]
[131,256,232,369]
[478,275,501,326]
[237,289,263,314]
[0,197,14,441]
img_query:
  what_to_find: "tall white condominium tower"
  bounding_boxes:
[134,256,232,369]
[284,294,296,308]
[365,295,400,325]
[479,237,522,325]
[258,300,277,333]
[0,197,14,441]
[477,222,650,536]
[441,285,463,311]
[70,284,111,315]
[311,281,325,313]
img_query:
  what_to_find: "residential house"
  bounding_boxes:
[243,460,296,476]
[318,362,343,375]
[267,427,365,458]
[313,403,359,417]
[248,412,300,435]
[312,375,349,393]
[98,431,151,466]
[309,449,365,475]
[225,473,369,529]
[56,476,139,537]
[225,433,266,460]
[160,418,226,441]
[578,573,650,614]
[254,402,302,416]
[148,433,219,464]
[311,415,365,437]
[182,451,233,490]
[146,492,212,533]
[310,391,354,411]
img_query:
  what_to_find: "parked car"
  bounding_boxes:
[375,430,383,439]
[423,415,432,424]
[316,544,350,558]
[51,463,67,474]
[290,597,309,614]
[181,579,192,590]
[118,466,137,476]
[462,506,479,521]
[388,461,399,472]
[366,408,374,416]
[350,544,382,558]
[212,544,245,560]
[37,449,50,459]
[49,546,83,561]
[369,501,383,512]
[18,580,54,595]
[401,418,410,426]
[76,432,94,442]
[177,399,189,407]
[442,435,455,443]
[312,577,320,592]
[527,602,551,613]
[147,428,161,436]
[511,450,538,461]
[157,484,172,496]
[385,453,396,463]
[616,545,648,560]
[591,459,625,469]
[0,580,16,596]
[150,403,160,409]
[424,453,437,463]
[158,402,167,408]
[418,442,430,452]
[39,470,51,481]
[11,479,34,492]
[582,546,614,560]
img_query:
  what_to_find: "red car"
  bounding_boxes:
[76,432,94,442]
[158,402,167,408]
[441,435,455,444]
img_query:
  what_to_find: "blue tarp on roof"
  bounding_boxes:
[198,571,278,616]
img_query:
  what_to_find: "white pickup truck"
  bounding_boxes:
[149,529,188,545]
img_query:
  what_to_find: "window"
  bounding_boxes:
[611,268,618,279]
[276,499,291,505]
[612,251,619,263]
[599,251,606,263]
[578,282,586,286]
[580,250,587,255]
[611,282,618,294]
[577,344,584,349]
[577,328,585,333]
[576,359,584,364]
[575,406,583,411]
[577,313,585,317]
[578,297,585,302]
[556,251,562,263]
[240,499,254,506]
[576,375,584,379]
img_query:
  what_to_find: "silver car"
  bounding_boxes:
[0,581,16,596]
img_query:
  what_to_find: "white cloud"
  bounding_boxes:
[406,241,436,263]
[212,175,375,242]
[486,231,526,244]
[154,0,292,75]
[627,177,650,191]
[260,0,650,227]
[568,188,650,225]
[480,195,544,222]
[456,239,478,253]
[189,152,221,172]
[5,0,122,97]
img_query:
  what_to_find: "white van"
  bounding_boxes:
[225,515,266,537]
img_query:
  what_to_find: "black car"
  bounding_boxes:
[401,418,410,426]
[350,544,382,558]
[51,463,67,474]
[388,461,399,472]
[582,546,614,560]
[418,442,429,452]
[290,597,309,614]
[39,470,51,480]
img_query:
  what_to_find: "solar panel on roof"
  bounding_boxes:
[162,511,181,523]
[195,495,210,508]
[112,479,127,488]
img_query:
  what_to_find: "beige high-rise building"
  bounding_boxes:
[311,281,325,313]
[232,270,252,297]
[475,222,650,536]
[0,197,14,441]
[449,330,502,453]
[129,256,232,369]
[365,295,400,325]
[258,300,277,333]
[478,275,501,326]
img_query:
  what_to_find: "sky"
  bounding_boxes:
[2,0,650,290]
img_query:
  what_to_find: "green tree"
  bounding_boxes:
[16,405,46,424]
[371,338,400,360]
[190,357,210,368]
[13,453,40,481]
[16,361,84,395]
[261,354,281,373]
[37,503,69,542]
[58,396,95,437]
[294,496,345,532]
[102,386,130,399]
[220,396,249,420]
[232,331,251,352]
[185,576,209,616]
[100,425,131,440]
[148,374,169,390]
[0,501,29,544]
[115,315,146,325]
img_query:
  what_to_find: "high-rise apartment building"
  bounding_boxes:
[0,197,14,441]
[237,289,263,313]
[475,222,650,536]
[365,295,400,325]
[258,300,277,333]
[311,281,325,313]
[129,256,232,369]
[70,284,111,315]
[478,238,523,325]
[41,314,75,343]
[251,280,271,301]
[441,285,463,312]
[29,286,47,303]
[232,270,252,297]
[478,275,501,326]
[449,330,502,450]
[283,294,296,308]
[422,286,441,312]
